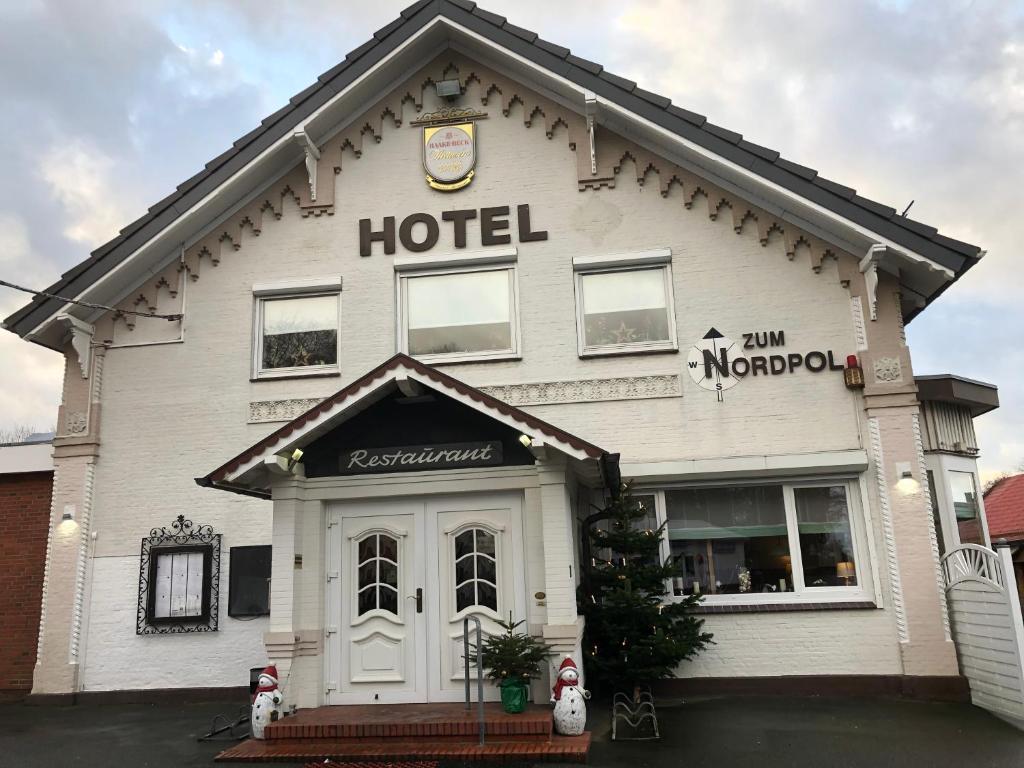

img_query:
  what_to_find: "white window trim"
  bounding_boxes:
[253,275,343,296]
[393,246,517,273]
[573,249,678,358]
[252,288,342,380]
[395,262,522,365]
[643,475,873,607]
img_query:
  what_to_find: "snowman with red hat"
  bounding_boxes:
[250,664,283,739]
[550,656,590,736]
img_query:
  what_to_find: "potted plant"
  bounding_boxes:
[469,613,554,713]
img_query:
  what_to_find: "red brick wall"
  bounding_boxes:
[0,471,52,697]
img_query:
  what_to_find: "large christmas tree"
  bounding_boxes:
[580,485,713,693]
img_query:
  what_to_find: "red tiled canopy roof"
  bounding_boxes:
[983,474,1024,542]
[199,353,609,496]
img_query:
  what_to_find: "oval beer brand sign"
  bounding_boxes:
[423,122,476,191]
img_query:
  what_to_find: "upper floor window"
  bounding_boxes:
[573,249,677,357]
[398,265,520,364]
[252,277,341,379]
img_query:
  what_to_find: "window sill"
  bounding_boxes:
[412,353,522,367]
[689,600,877,615]
[251,370,342,382]
[579,345,678,359]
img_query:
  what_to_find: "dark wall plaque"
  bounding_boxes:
[338,441,503,475]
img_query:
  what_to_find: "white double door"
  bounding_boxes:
[325,492,526,704]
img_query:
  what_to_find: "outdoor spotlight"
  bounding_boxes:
[435,78,461,99]
[287,448,304,471]
[518,434,533,448]
[894,462,920,495]
[61,504,75,522]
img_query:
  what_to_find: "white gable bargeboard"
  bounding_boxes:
[67,52,914,693]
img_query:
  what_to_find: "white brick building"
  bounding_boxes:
[3,1,995,706]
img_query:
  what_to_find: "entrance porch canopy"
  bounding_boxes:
[197,354,617,498]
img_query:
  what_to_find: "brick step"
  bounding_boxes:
[263,703,552,742]
[267,732,553,745]
[215,732,591,763]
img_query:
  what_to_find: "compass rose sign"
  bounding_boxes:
[687,327,745,395]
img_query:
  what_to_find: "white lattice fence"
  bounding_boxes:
[943,544,1024,729]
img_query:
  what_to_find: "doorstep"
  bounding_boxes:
[215,703,590,763]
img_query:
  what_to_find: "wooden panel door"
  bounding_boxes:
[425,492,527,702]
[327,501,426,703]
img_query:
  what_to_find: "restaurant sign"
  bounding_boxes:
[338,441,503,475]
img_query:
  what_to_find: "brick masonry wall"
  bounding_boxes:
[63,53,937,691]
[0,471,52,695]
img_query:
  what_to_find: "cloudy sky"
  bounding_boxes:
[0,0,1020,478]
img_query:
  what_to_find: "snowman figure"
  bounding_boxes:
[550,656,590,736]
[250,664,283,740]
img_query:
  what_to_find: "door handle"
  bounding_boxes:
[408,588,423,613]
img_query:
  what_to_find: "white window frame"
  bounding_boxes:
[645,476,872,606]
[395,258,521,365]
[572,248,678,358]
[251,276,342,380]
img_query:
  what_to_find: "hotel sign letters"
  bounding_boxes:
[338,441,503,475]
[359,204,547,257]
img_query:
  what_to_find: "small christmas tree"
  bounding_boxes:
[580,485,713,694]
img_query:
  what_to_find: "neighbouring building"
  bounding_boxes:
[983,475,1024,605]
[2,1,998,706]
[0,434,54,700]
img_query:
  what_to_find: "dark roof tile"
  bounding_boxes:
[812,176,856,199]
[566,54,602,75]
[446,0,476,10]
[203,146,236,171]
[775,157,818,181]
[897,216,938,238]
[703,122,742,144]
[667,104,706,126]
[534,38,570,59]
[374,17,405,40]
[737,139,779,162]
[471,6,506,25]
[401,0,434,18]
[501,22,538,42]
[259,102,294,127]
[344,38,377,62]
[633,87,671,109]
[851,194,897,219]
[598,70,636,92]
[932,233,982,257]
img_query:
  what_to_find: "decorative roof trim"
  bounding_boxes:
[5,0,981,342]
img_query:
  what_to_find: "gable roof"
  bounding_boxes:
[197,353,609,498]
[984,474,1024,542]
[4,0,982,343]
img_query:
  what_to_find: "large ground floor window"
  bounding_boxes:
[639,479,868,604]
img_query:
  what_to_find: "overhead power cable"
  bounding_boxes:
[0,278,182,321]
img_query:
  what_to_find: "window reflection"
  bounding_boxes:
[356,533,399,616]
[794,486,857,587]
[665,486,792,595]
[454,528,498,612]
[949,471,984,545]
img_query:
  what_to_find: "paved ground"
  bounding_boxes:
[1,694,1023,767]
